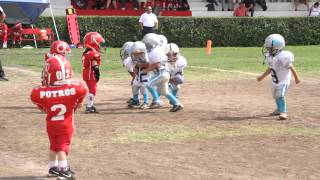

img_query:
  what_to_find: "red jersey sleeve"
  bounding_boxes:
[30,87,45,111]
[75,81,88,104]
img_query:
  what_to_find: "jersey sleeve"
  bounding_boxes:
[89,50,101,66]
[177,56,187,72]
[76,81,88,104]
[30,87,45,111]
[124,57,134,72]
[280,51,294,68]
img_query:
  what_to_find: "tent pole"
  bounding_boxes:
[31,24,38,48]
[48,0,60,40]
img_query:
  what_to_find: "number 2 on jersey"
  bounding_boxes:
[51,104,66,121]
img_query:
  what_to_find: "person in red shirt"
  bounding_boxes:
[82,32,105,113]
[31,43,87,180]
[0,6,7,49]
[233,2,248,17]
[12,22,23,47]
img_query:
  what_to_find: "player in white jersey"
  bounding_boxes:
[142,33,183,112]
[121,41,149,108]
[257,34,300,120]
[165,43,187,103]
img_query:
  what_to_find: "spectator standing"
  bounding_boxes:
[243,0,255,16]
[309,2,320,16]
[106,0,118,9]
[233,2,248,16]
[294,0,309,11]
[0,6,7,48]
[0,5,8,81]
[139,6,158,37]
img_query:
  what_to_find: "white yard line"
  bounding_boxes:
[188,66,260,76]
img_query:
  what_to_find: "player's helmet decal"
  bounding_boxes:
[50,41,71,57]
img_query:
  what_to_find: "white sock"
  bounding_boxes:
[58,160,68,170]
[86,93,94,107]
[48,160,58,168]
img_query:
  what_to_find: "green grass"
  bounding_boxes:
[1,46,319,80]
[111,125,320,143]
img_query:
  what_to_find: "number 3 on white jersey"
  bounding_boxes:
[51,104,66,121]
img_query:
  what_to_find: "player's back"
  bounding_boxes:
[31,82,87,134]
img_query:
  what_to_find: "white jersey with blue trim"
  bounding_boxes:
[167,56,187,77]
[266,50,294,86]
[123,57,134,73]
[148,46,169,73]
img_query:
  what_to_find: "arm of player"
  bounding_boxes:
[257,68,271,82]
[143,62,160,73]
[92,60,100,82]
[289,65,301,84]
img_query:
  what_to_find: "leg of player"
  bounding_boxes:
[161,83,183,112]
[140,86,148,109]
[273,84,288,120]
[128,85,141,108]
[0,60,8,81]
[85,80,98,113]
[48,151,59,177]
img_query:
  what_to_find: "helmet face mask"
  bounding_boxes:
[131,41,147,64]
[165,43,180,63]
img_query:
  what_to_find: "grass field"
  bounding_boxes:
[1,45,319,80]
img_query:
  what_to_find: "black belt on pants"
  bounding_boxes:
[142,26,154,37]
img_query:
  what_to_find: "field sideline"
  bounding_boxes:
[0,46,320,179]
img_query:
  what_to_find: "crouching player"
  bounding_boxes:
[165,43,187,103]
[82,32,105,113]
[127,41,149,109]
[257,34,300,120]
[31,54,88,179]
[142,33,183,112]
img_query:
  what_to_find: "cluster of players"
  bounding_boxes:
[120,33,186,112]
[28,32,300,179]
[30,31,187,179]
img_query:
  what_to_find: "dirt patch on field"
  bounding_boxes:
[1,67,320,180]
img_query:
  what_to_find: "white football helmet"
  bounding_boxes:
[158,34,168,48]
[165,43,180,62]
[263,34,285,56]
[131,41,148,64]
[142,33,161,51]
[120,41,134,61]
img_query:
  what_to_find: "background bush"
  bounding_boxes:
[35,16,320,47]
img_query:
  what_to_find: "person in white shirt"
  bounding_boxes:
[139,6,158,37]
[309,2,320,16]
[257,34,300,120]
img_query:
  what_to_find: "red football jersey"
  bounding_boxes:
[31,82,88,134]
[82,49,101,81]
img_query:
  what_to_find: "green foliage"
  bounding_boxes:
[35,16,320,47]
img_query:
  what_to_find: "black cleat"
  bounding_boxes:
[48,167,59,177]
[85,106,98,113]
[0,76,9,81]
[169,104,184,112]
[57,166,75,180]
[128,100,140,108]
